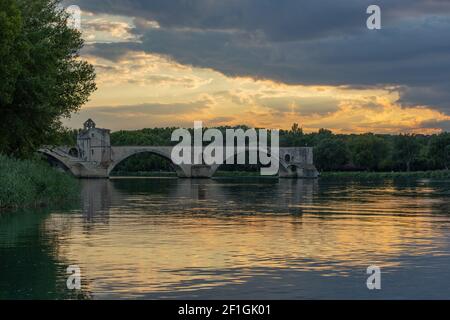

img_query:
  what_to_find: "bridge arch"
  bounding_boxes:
[209,148,289,177]
[38,149,80,177]
[108,147,189,177]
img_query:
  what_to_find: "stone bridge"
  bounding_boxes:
[39,119,319,179]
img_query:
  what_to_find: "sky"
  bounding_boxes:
[63,0,450,133]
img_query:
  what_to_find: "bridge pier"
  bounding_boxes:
[279,164,320,179]
[185,165,214,178]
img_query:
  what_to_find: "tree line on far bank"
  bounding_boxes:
[299,128,450,172]
[60,124,450,173]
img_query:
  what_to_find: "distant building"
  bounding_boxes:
[77,119,111,164]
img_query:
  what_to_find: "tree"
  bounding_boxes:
[428,133,450,170]
[291,123,303,135]
[445,145,450,170]
[349,134,388,171]
[0,0,22,105]
[0,0,96,157]
[314,138,349,171]
[318,128,333,136]
[394,134,420,171]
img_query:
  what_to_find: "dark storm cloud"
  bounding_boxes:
[82,42,141,61]
[135,18,450,86]
[69,0,450,41]
[421,119,450,132]
[69,0,450,112]
[398,84,450,111]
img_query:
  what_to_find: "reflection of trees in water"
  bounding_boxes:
[88,178,318,217]
[81,178,450,220]
[108,177,177,194]
[0,209,91,299]
[123,178,317,216]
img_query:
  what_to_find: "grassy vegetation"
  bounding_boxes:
[0,155,80,211]
[320,170,450,180]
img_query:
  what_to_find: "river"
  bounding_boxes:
[1,177,450,299]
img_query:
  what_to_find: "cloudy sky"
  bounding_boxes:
[63,0,450,133]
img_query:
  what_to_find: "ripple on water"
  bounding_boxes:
[1,178,450,299]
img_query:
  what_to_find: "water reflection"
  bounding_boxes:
[0,208,91,299]
[2,178,450,299]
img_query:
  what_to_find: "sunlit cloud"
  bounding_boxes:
[67,50,450,133]
[60,3,450,133]
[81,12,142,43]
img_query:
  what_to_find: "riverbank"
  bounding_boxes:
[111,171,264,178]
[320,170,450,179]
[0,155,80,211]
[111,170,450,179]
[111,171,177,177]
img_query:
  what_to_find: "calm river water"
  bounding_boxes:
[1,177,450,299]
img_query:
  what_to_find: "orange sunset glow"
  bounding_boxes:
[62,5,450,133]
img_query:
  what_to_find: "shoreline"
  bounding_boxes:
[111,170,450,179]
[320,170,450,179]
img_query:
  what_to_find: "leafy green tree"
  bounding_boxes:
[314,138,349,171]
[349,134,388,171]
[445,145,450,170]
[318,128,333,136]
[0,0,22,105]
[280,123,307,147]
[0,0,96,157]
[428,133,450,170]
[394,134,421,171]
[291,123,303,135]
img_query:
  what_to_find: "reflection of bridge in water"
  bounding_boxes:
[79,178,318,223]
[39,119,319,179]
